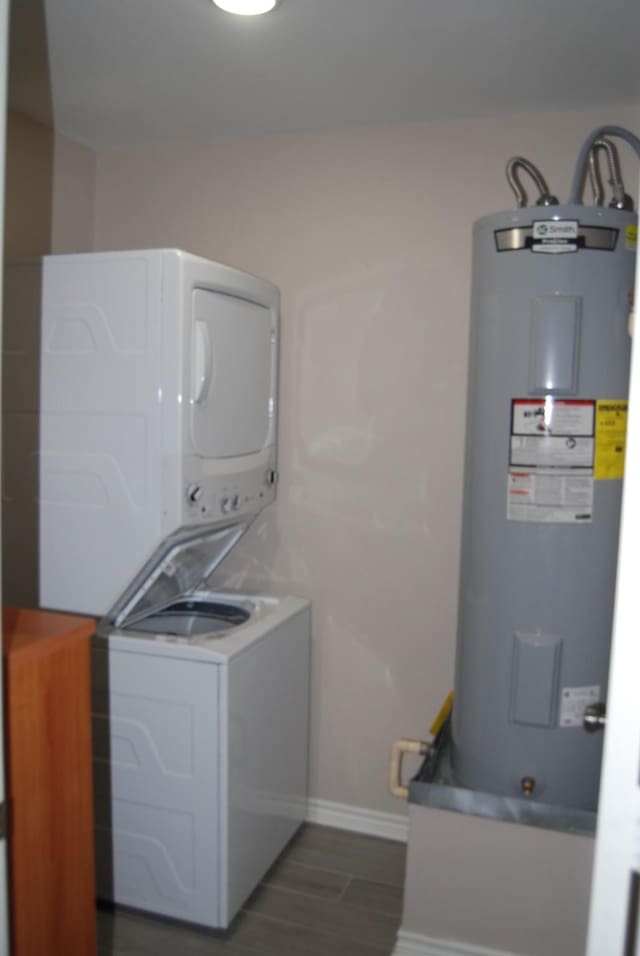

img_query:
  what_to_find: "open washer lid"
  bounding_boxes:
[106,520,250,631]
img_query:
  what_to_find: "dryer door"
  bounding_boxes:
[190,289,276,459]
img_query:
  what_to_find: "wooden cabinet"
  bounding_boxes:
[3,607,97,956]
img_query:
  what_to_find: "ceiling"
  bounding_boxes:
[8,0,640,149]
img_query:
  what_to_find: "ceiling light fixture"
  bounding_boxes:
[212,0,279,14]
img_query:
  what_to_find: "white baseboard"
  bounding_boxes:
[393,930,521,956]
[305,797,408,843]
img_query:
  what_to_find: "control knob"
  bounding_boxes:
[187,483,203,504]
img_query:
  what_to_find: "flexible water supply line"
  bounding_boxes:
[506,157,557,208]
[588,139,617,206]
[588,139,633,210]
[569,125,640,204]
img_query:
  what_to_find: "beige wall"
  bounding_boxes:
[93,102,640,817]
[4,110,96,257]
[4,110,53,256]
[50,128,96,254]
[2,112,96,608]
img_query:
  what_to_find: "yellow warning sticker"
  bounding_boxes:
[626,224,637,251]
[595,400,628,479]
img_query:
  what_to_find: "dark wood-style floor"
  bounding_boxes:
[97,824,407,956]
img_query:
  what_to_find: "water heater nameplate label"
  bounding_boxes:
[559,685,601,728]
[507,398,595,523]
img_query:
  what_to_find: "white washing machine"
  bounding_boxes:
[92,526,310,929]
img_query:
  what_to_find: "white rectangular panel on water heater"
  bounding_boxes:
[3,250,280,616]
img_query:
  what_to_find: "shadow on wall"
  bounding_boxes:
[5,0,55,257]
[2,260,44,608]
[2,0,54,607]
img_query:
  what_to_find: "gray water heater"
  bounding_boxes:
[451,197,636,811]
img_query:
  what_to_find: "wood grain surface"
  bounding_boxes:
[4,607,97,956]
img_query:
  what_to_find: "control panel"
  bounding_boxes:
[183,464,277,525]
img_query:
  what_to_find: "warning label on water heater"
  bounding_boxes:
[507,398,595,523]
[507,472,593,523]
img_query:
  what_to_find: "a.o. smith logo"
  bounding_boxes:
[533,220,579,240]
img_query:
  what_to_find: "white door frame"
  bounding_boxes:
[0,0,12,951]
[586,186,640,955]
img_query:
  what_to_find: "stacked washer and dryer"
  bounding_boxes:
[3,249,310,929]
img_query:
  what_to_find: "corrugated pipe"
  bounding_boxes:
[569,125,640,204]
[505,156,557,208]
